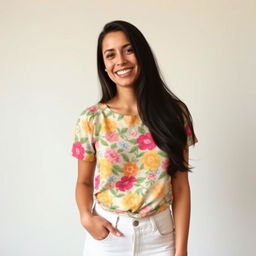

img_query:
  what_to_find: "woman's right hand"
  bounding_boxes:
[81,213,123,240]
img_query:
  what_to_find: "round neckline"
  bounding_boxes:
[99,103,139,117]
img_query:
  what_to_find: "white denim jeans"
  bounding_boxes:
[83,203,176,256]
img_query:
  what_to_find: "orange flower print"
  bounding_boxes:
[142,151,160,170]
[123,116,139,126]
[123,162,138,176]
[96,191,112,205]
[99,158,112,179]
[84,154,96,162]
[156,203,169,214]
[121,193,142,211]
[101,118,117,133]
[82,120,94,134]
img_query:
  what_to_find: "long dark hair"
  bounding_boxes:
[97,20,197,177]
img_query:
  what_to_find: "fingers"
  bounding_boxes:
[104,222,123,237]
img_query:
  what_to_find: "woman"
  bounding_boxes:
[72,20,197,256]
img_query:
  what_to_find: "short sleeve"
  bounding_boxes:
[71,108,96,162]
[184,121,198,147]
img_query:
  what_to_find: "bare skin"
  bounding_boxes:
[76,160,123,239]
[171,148,191,256]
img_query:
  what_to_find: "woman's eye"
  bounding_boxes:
[126,48,134,54]
[106,53,114,59]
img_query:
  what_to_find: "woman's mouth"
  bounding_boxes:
[115,68,133,78]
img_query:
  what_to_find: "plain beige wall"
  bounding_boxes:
[1,0,255,255]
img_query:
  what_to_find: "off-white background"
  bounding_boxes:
[1,0,255,255]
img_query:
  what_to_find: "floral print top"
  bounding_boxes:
[72,103,196,218]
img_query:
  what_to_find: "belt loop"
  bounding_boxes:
[115,215,120,228]
[90,200,96,214]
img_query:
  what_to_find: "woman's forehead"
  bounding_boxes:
[102,31,131,51]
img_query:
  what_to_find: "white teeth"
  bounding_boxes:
[116,69,132,75]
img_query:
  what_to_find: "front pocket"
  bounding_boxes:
[99,230,113,241]
[152,209,175,236]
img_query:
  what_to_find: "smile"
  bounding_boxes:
[116,68,133,76]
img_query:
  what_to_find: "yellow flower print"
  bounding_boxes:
[96,191,112,205]
[101,118,117,133]
[82,120,94,134]
[123,162,138,176]
[121,193,142,211]
[100,158,112,179]
[123,116,139,126]
[142,151,160,170]
[151,183,165,199]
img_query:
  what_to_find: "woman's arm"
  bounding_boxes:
[75,160,96,220]
[75,159,122,239]
[171,148,191,256]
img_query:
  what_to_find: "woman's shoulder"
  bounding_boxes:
[77,102,106,121]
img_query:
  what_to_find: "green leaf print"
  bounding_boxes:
[117,148,124,153]
[121,153,129,162]
[117,115,124,120]
[121,128,128,134]
[128,139,137,144]
[100,138,109,146]
[137,152,144,157]
[159,171,167,179]
[135,188,144,195]
[110,205,119,210]
[106,111,113,117]
[80,110,87,115]
[111,143,118,149]
[112,165,122,175]
[158,151,168,157]
[138,126,146,134]
[136,177,146,184]
[80,137,89,144]
[139,164,145,169]
[110,189,123,197]
[129,146,137,153]
[95,123,102,136]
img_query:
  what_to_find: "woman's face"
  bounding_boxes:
[102,31,140,88]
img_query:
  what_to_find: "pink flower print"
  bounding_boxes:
[72,142,85,160]
[105,132,119,142]
[94,175,100,190]
[148,172,157,180]
[105,149,120,164]
[95,140,99,150]
[115,176,136,192]
[106,182,115,189]
[161,159,170,171]
[114,209,124,214]
[88,106,98,113]
[128,129,137,137]
[140,206,152,217]
[137,133,156,150]
[184,124,192,136]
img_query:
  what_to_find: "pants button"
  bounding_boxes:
[133,220,139,226]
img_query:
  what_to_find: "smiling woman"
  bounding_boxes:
[102,31,140,88]
[72,20,197,256]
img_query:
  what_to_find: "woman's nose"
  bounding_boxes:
[116,53,127,66]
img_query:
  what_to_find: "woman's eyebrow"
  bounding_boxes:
[103,43,131,54]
